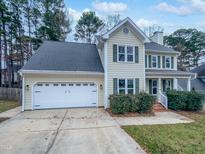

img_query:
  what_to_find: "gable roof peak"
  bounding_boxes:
[102,17,150,42]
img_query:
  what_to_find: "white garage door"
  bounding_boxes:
[33,82,98,109]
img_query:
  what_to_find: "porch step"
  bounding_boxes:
[152,103,167,112]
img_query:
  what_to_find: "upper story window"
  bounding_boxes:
[165,56,171,68]
[118,46,125,61]
[151,56,157,68]
[118,45,134,62]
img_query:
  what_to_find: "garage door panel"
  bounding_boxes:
[33,82,97,109]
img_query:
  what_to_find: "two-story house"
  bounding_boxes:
[20,17,195,111]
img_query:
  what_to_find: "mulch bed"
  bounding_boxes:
[106,109,155,117]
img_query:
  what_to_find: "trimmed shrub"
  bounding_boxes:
[137,93,155,113]
[167,90,204,111]
[130,95,140,112]
[186,91,204,111]
[109,94,131,114]
[167,91,187,110]
[109,93,155,114]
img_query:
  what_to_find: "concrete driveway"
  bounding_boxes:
[0,108,145,154]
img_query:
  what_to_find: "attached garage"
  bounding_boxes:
[20,41,104,111]
[33,82,98,109]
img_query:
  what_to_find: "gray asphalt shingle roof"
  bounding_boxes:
[145,42,177,53]
[178,78,205,91]
[146,69,195,76]
[22,41,104,73]
[191,63,205,77]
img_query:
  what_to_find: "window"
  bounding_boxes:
[118,79,126,94]
[118,79,134,94]
[118,45,134,62]
[127,46,134,62]
[165,56,171,68]
[118,46,125,62]
[76,83,81,86]
[152,56,157,68]
[83,83,88,86]
[61,84,66,86]
[69,83,73,86]
[53,84,58,86]
[163,80,172,92]
[127,79,134,94]
[152,80,158,95]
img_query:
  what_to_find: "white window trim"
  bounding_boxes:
[151,55,158,68]
[117,45,135,63]
[117,78,135,94]
[165,56,171,69]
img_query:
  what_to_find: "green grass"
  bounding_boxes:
[0,100,20,113]
[122,112,205,154]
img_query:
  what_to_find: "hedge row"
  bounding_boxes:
[167,90,204,111]
[109,93,156,114]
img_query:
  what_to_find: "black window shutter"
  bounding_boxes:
[149,80,152,94]
[135,78,139,94]
[162,56,165,68]
[171,57,174,69]
[145,55,147,68]
[113,44,117,62]
[148,55,152,68]
[135,46,139,63]
[113,78,118,94]
[158,56,161,68]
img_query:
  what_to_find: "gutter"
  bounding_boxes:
[19,69,104,76]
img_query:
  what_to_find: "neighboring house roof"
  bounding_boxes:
[102,17,150,42]
[191,63,205,77]
[146,69,195,77]
[178,78,205,91]
[145,42,179,54]
[21,41,104,73]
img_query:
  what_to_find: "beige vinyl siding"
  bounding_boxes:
[107,24,145,96]
[145,53,178,70]
[23,74,104,110]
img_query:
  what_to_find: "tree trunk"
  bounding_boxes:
[0,26,2,87]
[2,12,12,88]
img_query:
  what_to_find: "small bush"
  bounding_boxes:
[137,93,155,113]
[186,91,204,111]
[167,90,204,111]
[109,94,131,114]
[109,93,155,114]
[167,91,187,110]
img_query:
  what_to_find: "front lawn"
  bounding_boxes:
[122,111,205,154]
[0,100,20,113]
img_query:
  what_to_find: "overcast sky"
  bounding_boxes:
[65,0,205,39]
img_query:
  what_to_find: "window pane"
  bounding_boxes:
[127,55,133,62]
[119,54,125,61]
[152,56,157,68]
[119,79,125,88]
[128,89,134,94]
[119,46,125,53]
[127,79,134,88]
[119,89,125,94]
[127,46,133,54]
[166,57,170,68]
[153,80,157,86]
[153,87,157,95]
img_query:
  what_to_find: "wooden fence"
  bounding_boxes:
[0,88,21,101]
